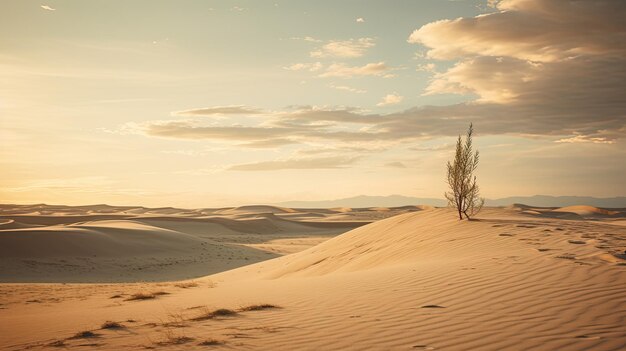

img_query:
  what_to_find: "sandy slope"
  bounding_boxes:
[1,206,624,350]
[0,204,419,283]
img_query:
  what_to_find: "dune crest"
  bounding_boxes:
[1,205,625,350]
[553,205,619,216]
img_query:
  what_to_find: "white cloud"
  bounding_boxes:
[173,105,263,116]
[283,62,323,72]
[423,57,543,103]
[329,84,366,94]
[119,102,625,154]
[377,94,404,106]
[487,0,500,8]
[40,5,55,11]
[319,62,389,78]
[555,135,615,145]
[229,156,360,171]
[408,0,626,62]
[311,38,375,58]
[405,0,626,138]
[356,17,365,23]
[291,36,322,43]
[416,63,436,73]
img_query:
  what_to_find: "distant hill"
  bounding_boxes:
[277,195,447,208]
[276,195,626,209]
[485,195,626,208]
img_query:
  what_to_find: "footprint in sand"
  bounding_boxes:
[499,233,514,237]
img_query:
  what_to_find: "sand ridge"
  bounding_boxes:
[0,204,421,283]
[1,205,624,350]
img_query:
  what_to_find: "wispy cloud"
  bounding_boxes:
[121,98,625,148]
[319,62,390,78]
[405,0,626,138]
[377,93,403,106]
[408,0,626,62]
[238,138,300,148]
[356,17,365,23]
[329,83,366,94]
[555,135,615,145]
[410,143,453,152]
[40,5,56,11]
[173,106,263,116]
[283,62,323,72]
[311,38,375,58]
[290,36,322,43]
[228,156,359,171]
[416,63,436,73]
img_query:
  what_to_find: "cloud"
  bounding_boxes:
[555,135,615,145]
[238,138,300,148]
[283,62,323,72]
[124,95,624,148]
[40,5,56,11]
[385,162,407,168]
[377,94,404,106]
[423,57,543,103]
[173,106,263,116]
[141,121,294,141]
[356,17,365,23]
[408,0,626,62]
[416,63,436,73]
[410,143,453,152]
[329,84,366,94]
[291,36,322,43]
[404,0,626,139]
[174,167,225,176]
[228,156,359,171]
[311,38,375,58]
[319,62,390,78]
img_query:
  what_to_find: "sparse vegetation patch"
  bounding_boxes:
[239,304,280,311]
[69,330,100,339]
[101,321,125,329]
[191,308,238,321]
[125,291,169,301]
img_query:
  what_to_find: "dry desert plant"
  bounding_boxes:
[198,338,224,346]
[101,321,125,329]
[445,123,484,220]
[239,304,280,311]
[125,291,169,301]
[191,307,238,321]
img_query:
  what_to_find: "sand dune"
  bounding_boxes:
[216,205,299,215]
[553,205,620,217]
[0,204,414,283]
[1,206,624,350]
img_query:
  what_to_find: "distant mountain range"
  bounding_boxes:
[277,195,626,209]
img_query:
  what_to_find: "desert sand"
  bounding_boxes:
[0,204,409,283]
[1,204,625,350]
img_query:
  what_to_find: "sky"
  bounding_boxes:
[1,0,625,207]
